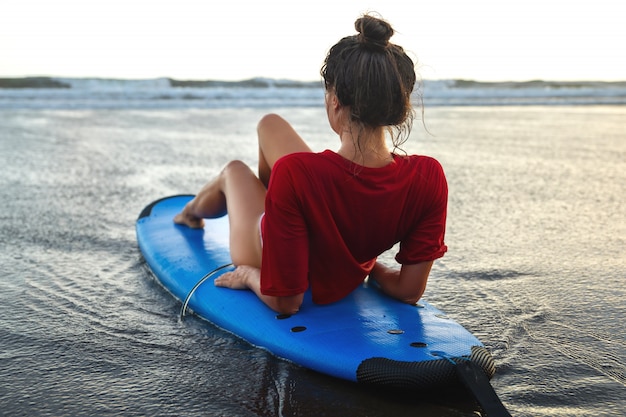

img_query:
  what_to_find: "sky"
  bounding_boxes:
[1,0,624,82]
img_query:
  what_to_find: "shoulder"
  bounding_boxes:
[268,152,334,194]
[274,150,339,173]
[277,150,335,164]
[396,154,446,176]
[396,155,448,201]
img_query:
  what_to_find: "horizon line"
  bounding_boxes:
[1,75,626,84]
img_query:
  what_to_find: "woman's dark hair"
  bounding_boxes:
[321,14,417,146]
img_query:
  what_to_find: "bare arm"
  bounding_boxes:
[214,265,304,315]
[368,261,433,304]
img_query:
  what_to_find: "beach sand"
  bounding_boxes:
[1,106,624,416]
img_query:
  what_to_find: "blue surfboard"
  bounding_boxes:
[136,195,496,390]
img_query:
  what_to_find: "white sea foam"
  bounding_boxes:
[1,77,625,109]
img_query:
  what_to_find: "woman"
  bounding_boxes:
[174,15,448,315]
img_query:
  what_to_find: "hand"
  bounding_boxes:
[215,264,303,314]
[214,265,260,290]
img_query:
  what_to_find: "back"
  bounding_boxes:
[260,150,448,304]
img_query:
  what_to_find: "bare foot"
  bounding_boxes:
[173,211,205,229]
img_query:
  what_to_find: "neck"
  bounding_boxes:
[337,125,392,168]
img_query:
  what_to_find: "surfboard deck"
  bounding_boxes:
[136,195,495,390]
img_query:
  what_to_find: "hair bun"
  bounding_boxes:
[355,15,394,51]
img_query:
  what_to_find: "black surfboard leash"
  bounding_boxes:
[179,264,512,416]
[441,354,512,417]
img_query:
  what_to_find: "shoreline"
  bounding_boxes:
[2,76,625,89]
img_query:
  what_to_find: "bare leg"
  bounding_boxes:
[175,114,310,266]
[174,160,266,268]
[257,114,313,188]
[173,174,227,229]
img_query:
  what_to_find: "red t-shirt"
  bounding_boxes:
[260,150,447,305]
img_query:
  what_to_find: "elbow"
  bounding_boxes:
[398,287,426,306]
[275,305,300,316]
[269,294,304,315]
[376,285,425,306]
[401,294,423,305]
[274,303,301,316]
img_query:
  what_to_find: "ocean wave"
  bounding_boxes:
[1,76,625,109]
[0,76,321,90]
[421,79,626,106]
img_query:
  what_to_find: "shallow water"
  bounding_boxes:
[1,106,624,416]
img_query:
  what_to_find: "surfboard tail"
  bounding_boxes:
[356,345,495,390]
